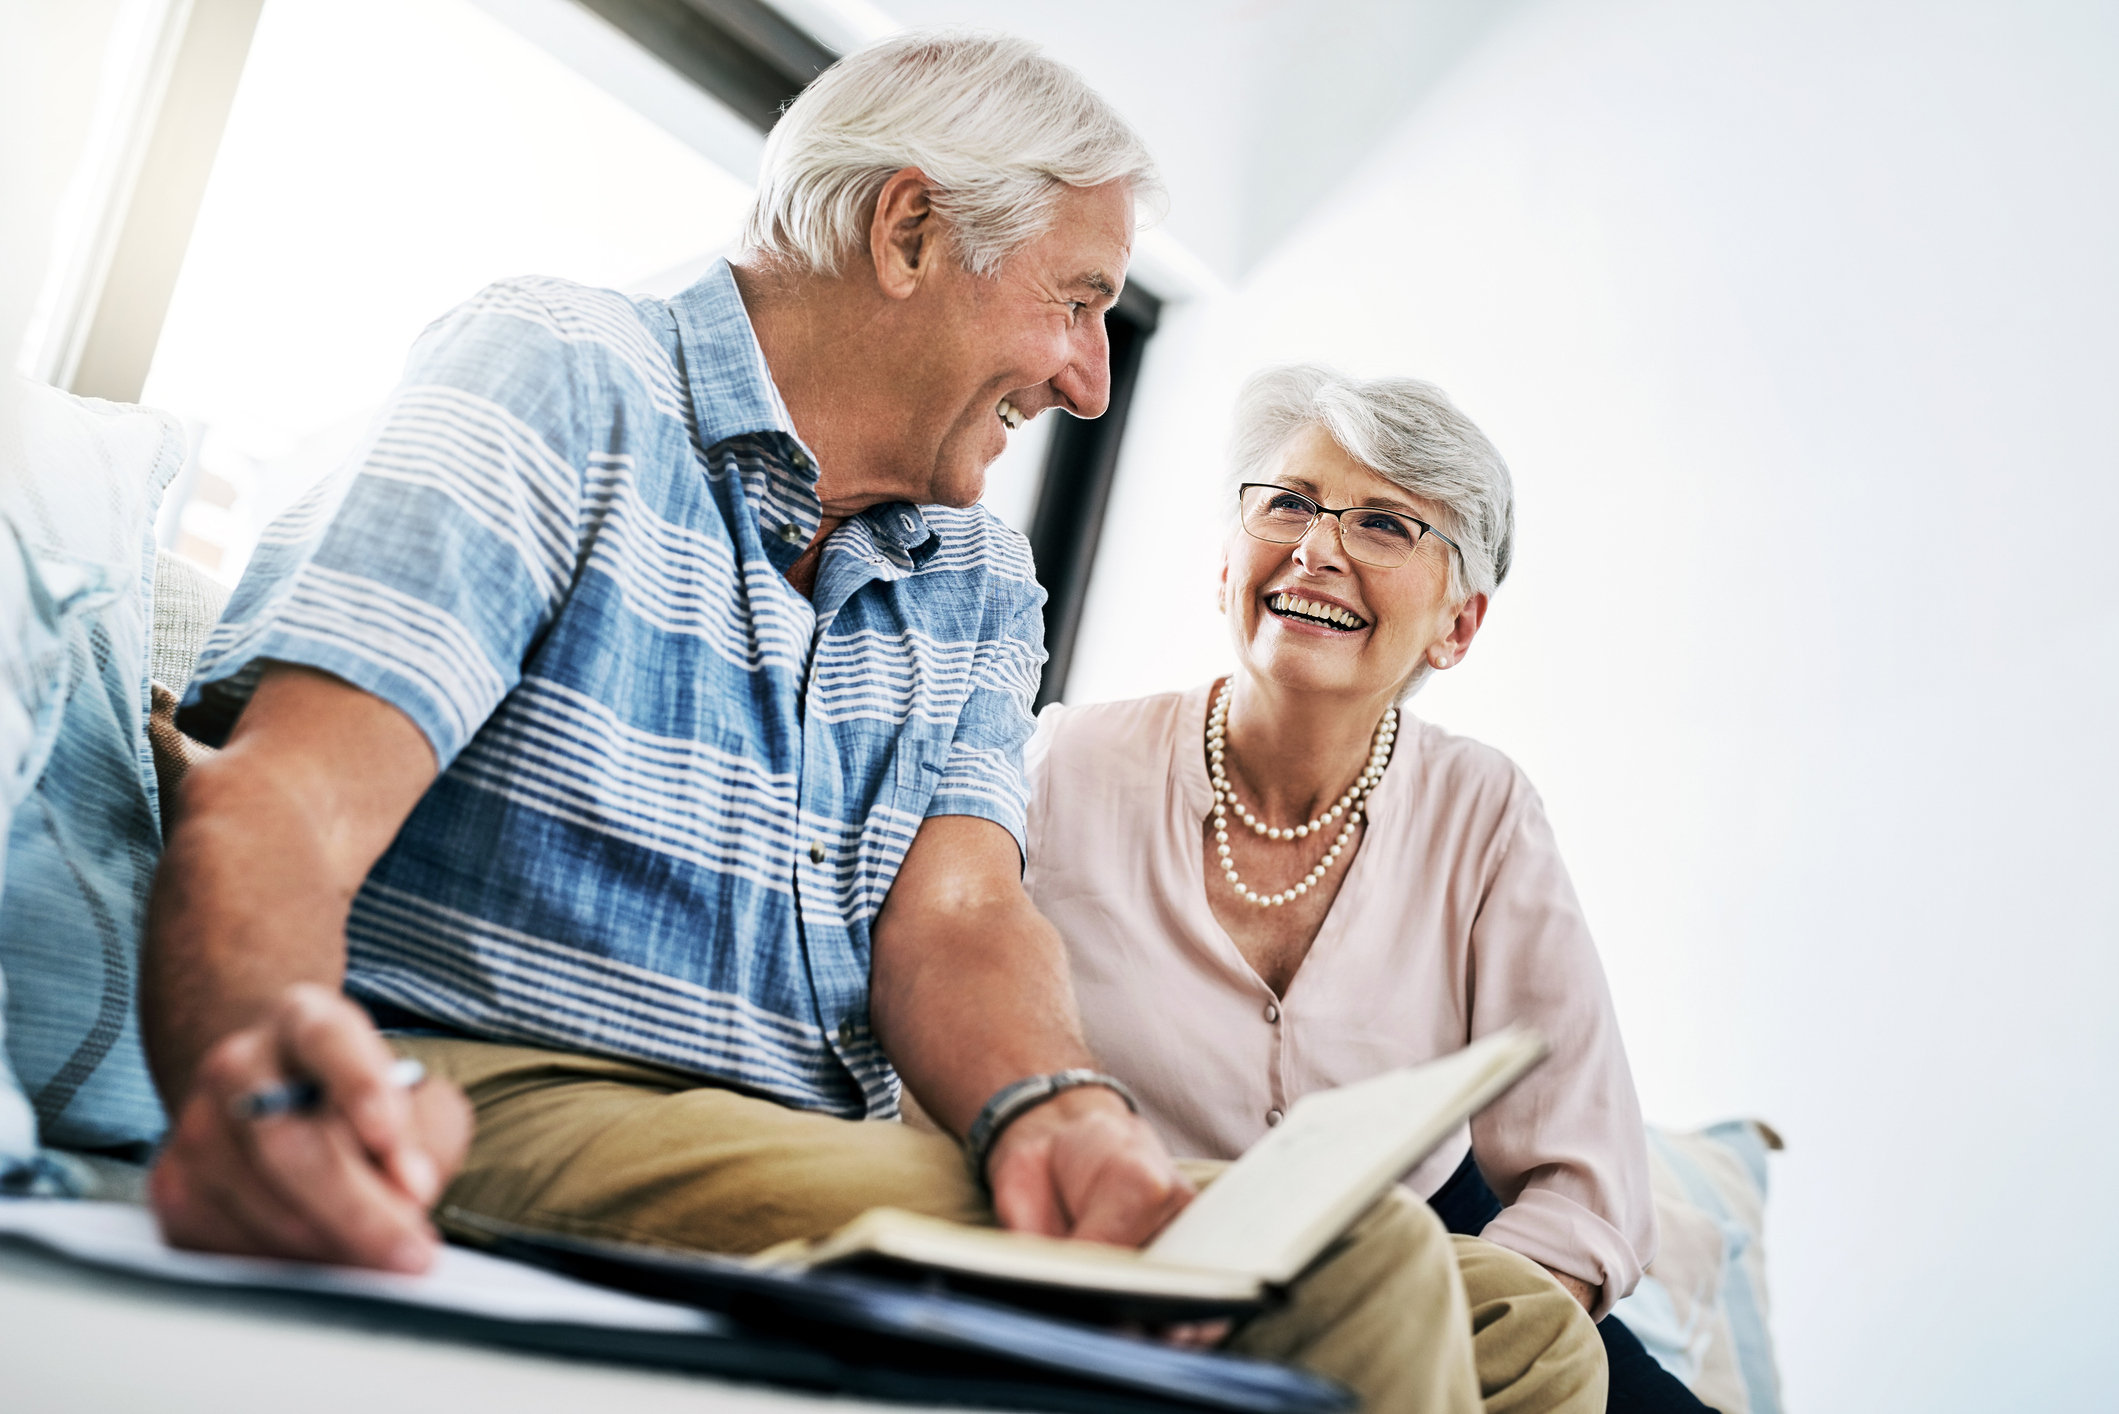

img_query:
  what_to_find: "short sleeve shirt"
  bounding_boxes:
[181,262,1047,1118]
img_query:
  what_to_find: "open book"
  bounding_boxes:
[751,1026,1547,1321]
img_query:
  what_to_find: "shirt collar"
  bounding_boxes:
[666,259,813,460]
[859,503,939,568]
[665,258,941,574]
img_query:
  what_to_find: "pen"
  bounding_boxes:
[228,1057,428,1120]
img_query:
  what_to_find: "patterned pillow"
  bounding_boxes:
[1613,1120,1784,1414]
[0,378,183,1157]
[0,517,110,1178]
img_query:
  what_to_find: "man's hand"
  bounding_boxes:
[984,1086,1195,1245]
[149,984,471,1271]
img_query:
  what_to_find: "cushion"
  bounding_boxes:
[149,549,229,692]
[1613,1120,1784,1414]
[0,517,109,1178]
[0,377,184,1157]
[146,552,230,800]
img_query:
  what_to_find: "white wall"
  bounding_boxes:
[1069,1,2119,1409]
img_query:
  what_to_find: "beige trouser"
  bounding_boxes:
[397,1038,1605,1414]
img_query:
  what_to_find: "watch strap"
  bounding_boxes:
[962,1069,1140,1186]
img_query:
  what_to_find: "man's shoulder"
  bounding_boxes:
[913,504,1040,588]
[417,275,683,415]
[442,272,657,327]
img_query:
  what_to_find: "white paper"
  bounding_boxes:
[0,1200,724,1334]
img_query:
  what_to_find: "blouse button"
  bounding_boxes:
[1263,1003,1280,1024]
[809,840,827,864]
[1265,1108,1285,1127]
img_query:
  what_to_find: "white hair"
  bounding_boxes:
[1231,364,1515,606]
[742,27,1162,279]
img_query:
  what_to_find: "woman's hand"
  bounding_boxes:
[1540,1262,1598,1312]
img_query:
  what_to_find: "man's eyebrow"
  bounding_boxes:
[1073,271,1119,300]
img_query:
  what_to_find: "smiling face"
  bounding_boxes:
[1222,423,1479,704]
[891,179,1135,507]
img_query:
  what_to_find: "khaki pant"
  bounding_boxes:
[398,1038,1605,1414]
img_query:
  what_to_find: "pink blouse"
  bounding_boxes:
[1024,682,1655,1312]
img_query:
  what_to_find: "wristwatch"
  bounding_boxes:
[963,1069,1140,1187]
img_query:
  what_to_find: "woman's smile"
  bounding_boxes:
[1263,589,1370,633]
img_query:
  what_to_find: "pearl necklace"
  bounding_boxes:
[1207,679,1397,908]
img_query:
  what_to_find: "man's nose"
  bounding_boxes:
[1050,314,1113,419]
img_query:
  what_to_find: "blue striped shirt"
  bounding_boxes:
[181,262,1047,1118]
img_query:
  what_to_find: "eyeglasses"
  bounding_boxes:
[1236,483,1462,570]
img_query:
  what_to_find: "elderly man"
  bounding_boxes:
[141,30,1600,1413]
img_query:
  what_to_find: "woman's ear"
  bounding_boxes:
[869,167,937,299]
[1216,554,1230,613]
[1428,592,1489,669]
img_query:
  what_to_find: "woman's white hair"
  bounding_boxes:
[1231,364,1515,605]
[742,28,1162,279]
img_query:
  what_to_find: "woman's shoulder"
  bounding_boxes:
[1401,716,1542,819]
[1034,686,1200,768]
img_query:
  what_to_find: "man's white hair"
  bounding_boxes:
[742,27,1162,279]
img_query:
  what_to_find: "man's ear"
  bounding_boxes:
[870,167,937,301]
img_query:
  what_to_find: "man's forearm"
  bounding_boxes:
[142,665,438,1104]
[869,815,1190,1242]
[143,754,362,1102]
[871,888,1096,1135]
[867,815,1104,1137]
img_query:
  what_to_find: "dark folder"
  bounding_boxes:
[454,1212,1354,1414]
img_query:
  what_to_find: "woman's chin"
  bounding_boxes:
[1243,648,1382,700]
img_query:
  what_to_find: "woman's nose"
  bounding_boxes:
[1294,514,1351,569]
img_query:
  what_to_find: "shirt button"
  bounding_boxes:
[778,521,803,544]
[808,840,826,864]
[1263,1003,1280,1024]
[837,1019,857,1045]
[792,451,811,470]
[1265,1108,1285,1127]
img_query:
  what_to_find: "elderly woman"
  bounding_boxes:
[1026,365,1692,1410]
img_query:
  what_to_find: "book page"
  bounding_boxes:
[1143,1028,1546,1284]
[778,1207,1263,1303]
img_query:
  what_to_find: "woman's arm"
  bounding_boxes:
[1463,776,1657,1318]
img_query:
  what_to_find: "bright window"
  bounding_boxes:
[143,0,754,581]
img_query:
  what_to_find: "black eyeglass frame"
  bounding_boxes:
[1235,482,1463,569]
